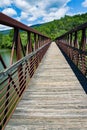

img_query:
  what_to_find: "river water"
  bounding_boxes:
[0,49,16,72]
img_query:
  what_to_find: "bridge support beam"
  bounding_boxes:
[26,32,32,55]
[14,28,22,61]
[81,29,86,75]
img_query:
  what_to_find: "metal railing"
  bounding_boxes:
[55,22,87,78]
[0,13,51,129]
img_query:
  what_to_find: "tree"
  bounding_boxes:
[0,33,3,48]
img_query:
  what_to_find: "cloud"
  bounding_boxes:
[67,11,86,16]
[17,0,71,23]
[0,0,12,7]
[43,6,69,22]
[82,0,87,7]
[0,25,12,31]
[20,12,29,20]
[13,0,31,11]
[2,8,17,17]
[0,0,71,29]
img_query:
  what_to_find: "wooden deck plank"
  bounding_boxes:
[5,42,87,130]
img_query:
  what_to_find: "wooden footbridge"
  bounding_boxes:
[0,13,87,130]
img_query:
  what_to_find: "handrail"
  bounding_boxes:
[0,13,51,68]
[0,13,49,38]
[55,22,87,77]
[0,13,51,130]
[0,43,49,79]
[55,22,87,40]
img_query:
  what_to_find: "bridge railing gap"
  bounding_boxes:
[55,22,87,78]
[0,13,51,130]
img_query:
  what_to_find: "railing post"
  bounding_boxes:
[10,29,15,65]
[81,29,86,50]
[34,33,36,51]
[43,37,45,45]
[70,33,72,46]
[41,36,43,46]
[81,29,86,75]
[69,33,73,60]
[67,34,70,57]
[36,34,38,50]
[39,36,42,47]
[26,32,32,55]
[38,35,40,48]
[10,42,15,65]
[67,34,70,44]
[14,28,22,60]
[74,32,78,48]
[73,31,79,66]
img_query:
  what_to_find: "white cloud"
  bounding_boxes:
[28,23,32,27]
[82,0,87,7]
[0,25,12,31]
[0,0,71,29]
[13,0,31,11]
[43,6,69,22]
[17,0,70,23]
[20,12,29,20]
[15,17,21,22]
[67,11,85,16]
[0,0,12,7]
[2,8,17,17]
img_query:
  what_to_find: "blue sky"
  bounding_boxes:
[0,0,87,30]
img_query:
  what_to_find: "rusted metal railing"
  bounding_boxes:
[55,22,87,77]
[0,13,51,130]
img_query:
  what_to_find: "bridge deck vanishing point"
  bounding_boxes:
[5,42,87,130]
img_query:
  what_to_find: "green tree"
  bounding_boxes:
[0,33,3,48]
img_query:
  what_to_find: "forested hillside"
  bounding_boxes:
[34,13,87,40]
[0,12,87,48]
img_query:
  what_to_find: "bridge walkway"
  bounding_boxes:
[5,42,87,130]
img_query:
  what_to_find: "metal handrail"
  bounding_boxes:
[0,13,49,38]
[55,22,87,77]
[0,13,51,130]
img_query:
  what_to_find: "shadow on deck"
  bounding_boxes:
[57,45,87,94]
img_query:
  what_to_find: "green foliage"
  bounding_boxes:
[33,13,87,40]
[20,31,27,47]
[0,33,3,48]
[0,29,14,49]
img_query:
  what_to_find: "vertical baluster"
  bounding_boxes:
[34,33,36,51]
[38,35,40,49]
[74,31,79,66]
[67,34,70,56]
[39,35,42,47]
[10,29,15,65]
[81,29,86,75]
[26,32,32,55]
[70,33,73,60]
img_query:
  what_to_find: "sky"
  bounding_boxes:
[0,0,87,30]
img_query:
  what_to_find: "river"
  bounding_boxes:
[0,49,16,72]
